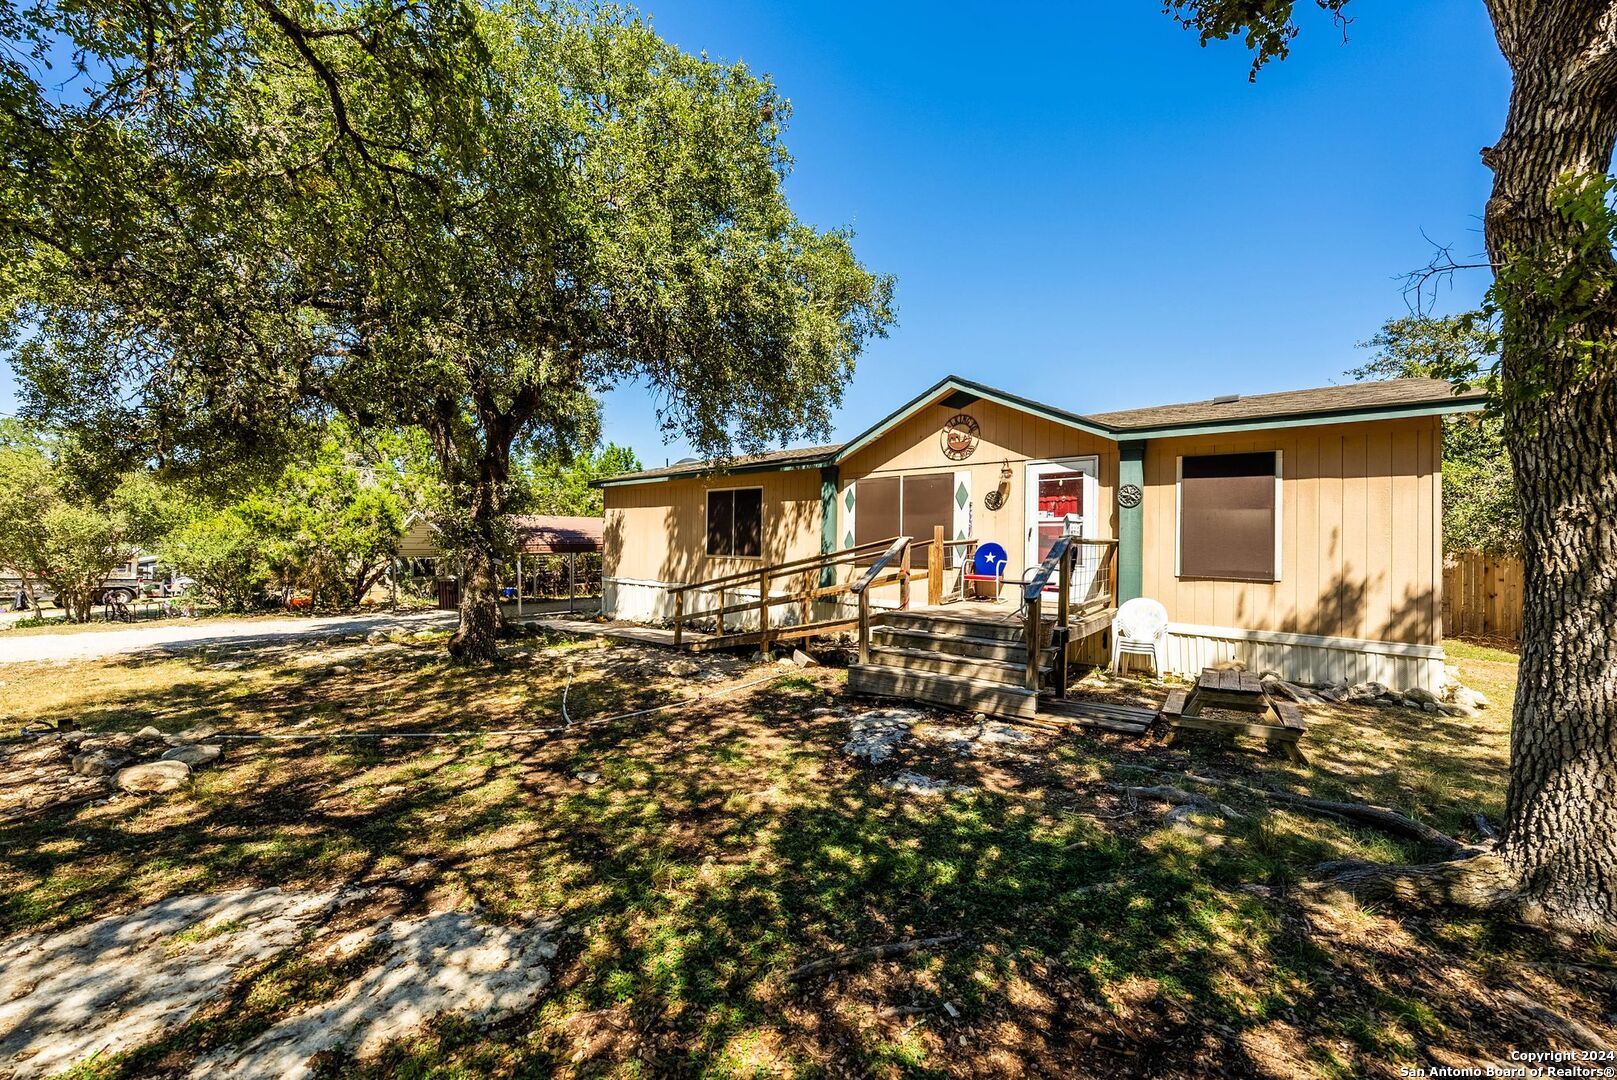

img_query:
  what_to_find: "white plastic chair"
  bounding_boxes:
[1111,597,1169,677]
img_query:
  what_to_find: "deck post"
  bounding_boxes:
[516,554,523,619]
[758,567,772,659]
[568,552,577,614]
[1057,544,1071,631]
[899,541,911,610]
[673,589,684,648]
[1024,594,1042,691]
[928,525,944,607]
[857,586,871,665]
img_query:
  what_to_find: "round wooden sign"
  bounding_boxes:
[941,413,980,460]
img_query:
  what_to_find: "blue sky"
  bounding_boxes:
[601,0,1507,467]
[0,1,1510,467]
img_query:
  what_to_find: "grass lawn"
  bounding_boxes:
[0,629,1610,1078]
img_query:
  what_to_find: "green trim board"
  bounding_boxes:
[1117,441,1145,604]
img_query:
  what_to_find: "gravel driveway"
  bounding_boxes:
[0,611,457,665]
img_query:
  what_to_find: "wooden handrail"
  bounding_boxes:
[1023,536,1076,602]
[666,530,987,659]
[1021,537,1120,691]
[851,536,912,595]
[668,537,898,594]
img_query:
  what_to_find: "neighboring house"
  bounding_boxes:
[397,513,604,609]
[594,375,1486,694]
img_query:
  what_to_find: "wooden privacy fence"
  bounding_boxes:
[1443,550,1523,640]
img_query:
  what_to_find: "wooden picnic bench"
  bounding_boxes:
[1158,667,1308,763]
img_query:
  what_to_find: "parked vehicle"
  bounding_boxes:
[3,554,190,611]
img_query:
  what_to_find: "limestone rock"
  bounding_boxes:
[884,770,971,796]
[1402,687,1439,706]
[790,649,818,668]
[1345,681,1391,704]
[71,749,129,777]
[366,629,388,645]
[1315,681,1349,704]
[161,744,222,768]
[843,708,924,764]
[116,760,191,795]
[135,726,165,741]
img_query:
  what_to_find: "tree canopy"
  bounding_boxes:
[0,425,171,620]
[2,0,894,657]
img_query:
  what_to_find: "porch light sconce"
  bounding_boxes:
[983,460,1012,511]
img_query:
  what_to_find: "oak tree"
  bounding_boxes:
[2,0,893,659]
[1170,0,1617,934]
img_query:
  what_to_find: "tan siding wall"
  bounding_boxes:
[838,397,1118,582]
[1140,416,1444,646]
[603,470,824,586]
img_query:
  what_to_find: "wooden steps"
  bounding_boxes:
[874,625,1039,664]
[846,663,1040,720]
[848,607,1136,727]
[870,646,1050,688]
[847,608,1067,720]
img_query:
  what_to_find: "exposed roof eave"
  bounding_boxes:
[590,456,832,488]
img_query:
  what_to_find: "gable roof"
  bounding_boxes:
[595,375,1486,486]
[831,375,1116,463]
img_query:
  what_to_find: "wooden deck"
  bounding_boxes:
[531,530,1125,725]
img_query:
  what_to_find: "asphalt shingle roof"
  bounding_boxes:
[1083,378,1485,431]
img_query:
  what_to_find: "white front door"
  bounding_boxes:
[1025,458,1099,600]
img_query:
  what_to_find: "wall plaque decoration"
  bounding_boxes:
[1118,483,1143,509]
[940,413,980,461]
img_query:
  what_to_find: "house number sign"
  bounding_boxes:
[1118,483,1143,508]
[941,413,980,460]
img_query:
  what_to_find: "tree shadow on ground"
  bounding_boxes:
[0,640,1609,1079]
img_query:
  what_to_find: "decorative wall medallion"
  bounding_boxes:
[1118,483,1143,509]
[940,413,980,461]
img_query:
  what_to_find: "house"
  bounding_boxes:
[594,375,1485,708]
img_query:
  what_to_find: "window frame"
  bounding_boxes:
[705,485,765,560]
[851,471,959,569]
[1174,450,1283,583]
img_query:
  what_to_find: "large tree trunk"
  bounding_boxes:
[449,511,506,662]
[1480,5,1617,933]
[441,419,513,664]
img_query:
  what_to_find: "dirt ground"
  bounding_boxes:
[0,626,1610,1079]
